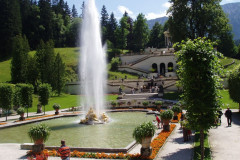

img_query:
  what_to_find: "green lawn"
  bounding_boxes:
[0,59,11,82]
[194,132,211,160]
[163,90,238,109]
[108,71,138,80]
[220,90,239,109]
[27,94,118,113]
[220,57,240,72]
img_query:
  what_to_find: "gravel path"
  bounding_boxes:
[155,123,194,160]
[209,109,240,160]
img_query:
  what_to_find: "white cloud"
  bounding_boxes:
[118,6,133,15]
[162,2,171,8]
[145,11,167,20]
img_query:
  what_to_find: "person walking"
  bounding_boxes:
[225,107,232,127]
[155,114,161,129]
[58,140,71,160]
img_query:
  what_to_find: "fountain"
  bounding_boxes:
[79,0,108,124]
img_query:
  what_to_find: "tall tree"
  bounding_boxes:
[148,22,164,48]
[72,4,78,18]
[107,12,117,47]
[38,0,54,41]
[100,5,109,43]
[124,12,134,51]
[80,1,85,18]
[65,18,81,47]
[116,15,129,51]
[35,40,55,84]
[38,83,52,115]
[0,84,14,121]
[11,35,30,83]
[52,13,66,47]
[26,4,41,49]
[17,84,34,117]
[52,53,66,95]
[168,0,230,43]
[132,13,149,51]
[26,56,39,91]
[0,0,22,59]
[175,38,222,160]
[217,30,238,57]
[228,67,240,112]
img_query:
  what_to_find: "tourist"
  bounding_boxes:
[225,107,232,127]
[140,86,143,92]
[0,108,2,117]
[155,114,161,129]
[58,140,71,160]
[217,109,223,125]
[131,88,135,94]
[118,86,122,95]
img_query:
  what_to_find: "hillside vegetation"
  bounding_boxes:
[0,47,137,83]
[1,48,240,83]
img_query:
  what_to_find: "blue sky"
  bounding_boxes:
[67,0,240,20]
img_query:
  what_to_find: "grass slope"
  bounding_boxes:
[0,59,11,82]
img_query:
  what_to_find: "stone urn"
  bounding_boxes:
[32,139,45,153]
[160,110,174,131]
[141,136,152,148]
[162,119,171,131]
[140,137,153,157]
[19,113,25,121]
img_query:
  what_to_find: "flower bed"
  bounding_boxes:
[0,122,7,125]
[38,124,176,160]
[171,113,181,123]
[16,114,55,122]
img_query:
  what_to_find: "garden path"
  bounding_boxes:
[209,109,240,160]
[155,123,194,160]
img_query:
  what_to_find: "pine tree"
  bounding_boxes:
[11,35,30,83]
[148,22,165,48]
[132,13,149,51]
[116,15,130,51]
[38,0,54,42]
[52,53,66,95]
[0,0,22,59]
[101,5,109,43]
[35,40,55,84]
[72,4,78,18]
[80,1,85,18]
[107,12,118,47]
[26,56,38,91]
[101,5,109,27]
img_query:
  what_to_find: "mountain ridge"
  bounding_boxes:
[147,2,240,40]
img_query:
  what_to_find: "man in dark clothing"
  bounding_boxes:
[217,110,223,124]
[225,107,232,127]
[58,140,71,160]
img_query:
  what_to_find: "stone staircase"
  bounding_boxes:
[129,55,154,66]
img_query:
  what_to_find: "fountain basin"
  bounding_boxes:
[0,112,154,150]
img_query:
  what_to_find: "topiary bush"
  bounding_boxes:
[171,105,181,113]
[133,122,156,143]
[17,107,25,115]
[52,103,61,110]
[160,110,174,120]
